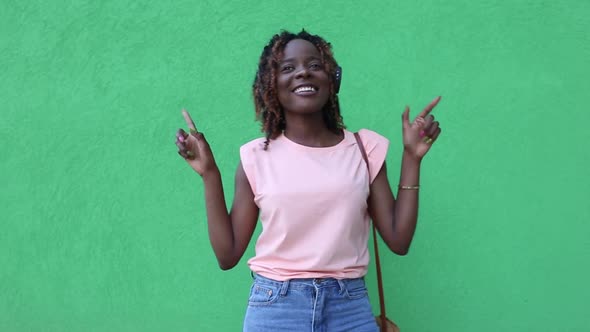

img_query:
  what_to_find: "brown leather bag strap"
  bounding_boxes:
[354,132,388,324]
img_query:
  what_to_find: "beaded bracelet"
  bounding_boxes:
[399,185,420,190]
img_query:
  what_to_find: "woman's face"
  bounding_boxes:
[276,39,331,115]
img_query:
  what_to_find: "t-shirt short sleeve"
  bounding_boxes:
[358,129,389,184]
[239,139,263,194]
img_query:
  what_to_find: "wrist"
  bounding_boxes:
[402,149,423,165]
[201,166,221,181]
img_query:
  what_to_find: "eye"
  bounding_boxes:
[281,65,294,72]
[310,62,323,70]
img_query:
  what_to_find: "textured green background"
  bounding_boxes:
[2,1,589,331]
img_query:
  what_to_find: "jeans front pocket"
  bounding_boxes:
[248,281,281,306]
[343,279,369,300]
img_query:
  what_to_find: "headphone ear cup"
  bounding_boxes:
[334,66,342,93]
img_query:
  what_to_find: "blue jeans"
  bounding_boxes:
[243,274,379,332]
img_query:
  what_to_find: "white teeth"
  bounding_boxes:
[294,86,316,93]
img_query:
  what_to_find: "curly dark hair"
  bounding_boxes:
[252,30,345,149]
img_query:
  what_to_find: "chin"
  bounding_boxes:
[287,104,327,115]
[282,98,330,115]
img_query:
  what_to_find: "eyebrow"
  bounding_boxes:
[280,56,322,64]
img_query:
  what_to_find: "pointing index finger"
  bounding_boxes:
[418,96,442,118]
[182,109,198,134]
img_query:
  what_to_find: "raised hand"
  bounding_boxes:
[175,109,218,176]
[401,96,442,159]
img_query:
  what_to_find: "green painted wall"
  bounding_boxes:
[2,1,589,331]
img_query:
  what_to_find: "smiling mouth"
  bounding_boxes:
[293,85,318,95]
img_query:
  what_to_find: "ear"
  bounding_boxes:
[334,66,342,94]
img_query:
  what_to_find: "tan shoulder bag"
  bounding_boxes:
[354,132,401,332]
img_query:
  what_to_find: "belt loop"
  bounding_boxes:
[337,279,346,294]
[280,279,290,296]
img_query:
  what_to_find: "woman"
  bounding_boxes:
[175,30,442,332]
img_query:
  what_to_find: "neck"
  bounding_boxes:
[283,112,342,147]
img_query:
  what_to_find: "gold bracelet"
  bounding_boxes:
[399,185,420,190]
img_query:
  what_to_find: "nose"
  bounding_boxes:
[294,66,310,79]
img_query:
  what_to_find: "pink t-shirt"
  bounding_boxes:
[239,129,389,281]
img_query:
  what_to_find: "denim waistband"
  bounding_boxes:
[251,272,366,295]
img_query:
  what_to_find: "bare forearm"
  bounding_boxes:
[201,169,236,266]
[393,151,422,252]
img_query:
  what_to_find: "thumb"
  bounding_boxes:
[194,132,211,152]
[402,106,411,128]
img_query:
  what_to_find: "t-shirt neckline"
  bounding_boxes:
[278,130,353,151]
